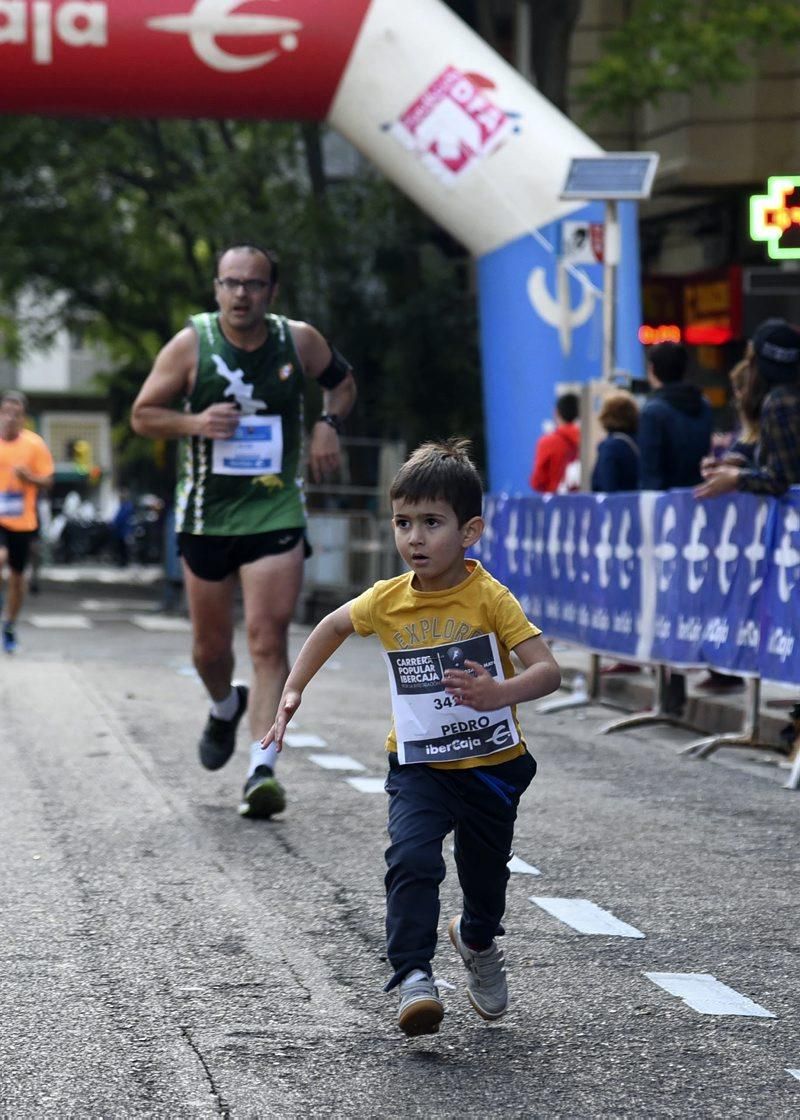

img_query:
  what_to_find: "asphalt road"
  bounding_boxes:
[1,587,798,1119]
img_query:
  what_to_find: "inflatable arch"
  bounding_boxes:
[0,0,643,492]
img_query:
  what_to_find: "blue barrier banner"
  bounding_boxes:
[649,490,769,674]
[476,492,644,660]
[477,488,800,686]
[759,490,800,685]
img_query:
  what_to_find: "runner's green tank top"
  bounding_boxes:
[175,312,306,536]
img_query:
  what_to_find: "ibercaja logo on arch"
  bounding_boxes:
[0,0,367,73]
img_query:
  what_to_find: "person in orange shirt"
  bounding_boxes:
[0,390,54,653]
[529,392,580,492]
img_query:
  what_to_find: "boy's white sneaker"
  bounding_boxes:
[448,915,508,1021]
[397,970,444,1036]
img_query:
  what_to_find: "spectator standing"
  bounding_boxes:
[590,390,639,493]
[639,342,712,714]
[696,318,800,499]
[529,392,580,493]
[591,389,640,676]
[0,390,55,653]
[696,319,800,719]
[724,358,761,466]
[639,341,712,491]
[108,487,135,567]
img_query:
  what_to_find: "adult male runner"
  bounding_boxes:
[132,244,356,818]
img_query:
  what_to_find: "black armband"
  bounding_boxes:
[317,344,352,389]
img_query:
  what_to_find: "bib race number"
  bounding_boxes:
[384,632,519,765]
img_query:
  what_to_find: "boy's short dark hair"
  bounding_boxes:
[648,341,687,384]
[556,392,579,423]
[390,438,483,526]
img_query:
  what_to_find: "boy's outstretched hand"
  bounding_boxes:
[260,688,302,753]
[443,660,499,710]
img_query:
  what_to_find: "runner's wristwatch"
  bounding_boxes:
[318,413,342,434]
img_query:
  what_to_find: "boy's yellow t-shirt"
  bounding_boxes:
[349,559,541,770]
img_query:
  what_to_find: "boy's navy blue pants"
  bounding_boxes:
[383,750,537,991]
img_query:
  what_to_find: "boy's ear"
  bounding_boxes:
[461,516,484,547]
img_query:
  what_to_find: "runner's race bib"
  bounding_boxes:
[212,416,283,476]
[384,632,520,765]
[0,491,24,517]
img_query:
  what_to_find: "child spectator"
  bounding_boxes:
[261,438,561,1036]
[530,392,580,492]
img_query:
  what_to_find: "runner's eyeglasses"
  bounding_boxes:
[216,278,270,293]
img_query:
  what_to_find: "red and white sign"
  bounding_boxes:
[390,66,511,185]
[0,0,370,119]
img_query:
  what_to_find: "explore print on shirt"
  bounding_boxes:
[384,632,519,765]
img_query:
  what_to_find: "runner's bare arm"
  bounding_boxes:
[443,635,561,711]
[131,327,241,440]
[14,465,54,488]
[290,320,357,482]
[261,602,356,750]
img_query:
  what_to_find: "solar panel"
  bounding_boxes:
[561,153,659,200]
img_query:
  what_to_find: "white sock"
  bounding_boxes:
[249,740,278,777]
[401,969,428,988]
[210,687,239,721]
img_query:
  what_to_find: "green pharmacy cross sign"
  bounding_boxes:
[750,176,800,260]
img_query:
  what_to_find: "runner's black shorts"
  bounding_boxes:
[177,528,312,582]
[0,527,37,574]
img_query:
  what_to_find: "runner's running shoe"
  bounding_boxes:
[238,766,286,819]
[198,684,248,770]
[2,623,17,654]
[448,915,508,1021]
[397,972,444,1036]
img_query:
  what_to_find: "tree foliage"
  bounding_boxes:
[0,117,481,491]
[576,0,800,118]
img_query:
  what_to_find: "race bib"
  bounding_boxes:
[384,632,519,765]
[0,491,24,517]
[212,416,283,476]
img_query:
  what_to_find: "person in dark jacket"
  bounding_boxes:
[591,390,639,493]
[639,341,712,491]
[639,342,712,713]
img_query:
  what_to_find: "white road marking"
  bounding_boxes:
[79,598,159,612]
[530,897,645,938]
[644,973,776,1017]
[345,776,386,793]
[284,732,327,748]
[309,753,365,772]
[132,615,192,632]
[508,855,541,875]
[28,614,92,629]
[787,1069,800,1082]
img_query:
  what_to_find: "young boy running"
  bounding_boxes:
[262,439,561,1036]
